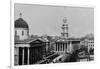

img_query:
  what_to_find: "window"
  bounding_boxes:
[15,31,17,36]
[22,31,24,36]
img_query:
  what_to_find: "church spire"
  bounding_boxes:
[61,17,69,39]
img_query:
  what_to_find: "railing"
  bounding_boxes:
[36,53,59,64]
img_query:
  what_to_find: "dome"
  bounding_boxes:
[15,18,29,28]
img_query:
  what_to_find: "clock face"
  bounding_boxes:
[63,17,67,23]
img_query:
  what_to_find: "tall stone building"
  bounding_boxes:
[54,17,80,54]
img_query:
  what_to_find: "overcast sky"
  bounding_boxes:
[14,3,94,37]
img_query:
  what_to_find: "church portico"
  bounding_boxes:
[54,41,68,54]
[54,40,75,54]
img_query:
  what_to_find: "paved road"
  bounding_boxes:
[36,53,59,64]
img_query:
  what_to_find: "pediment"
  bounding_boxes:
[30,39,44,44]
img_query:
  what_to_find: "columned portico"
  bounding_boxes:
[55,42,68,53]
[55,40,74,54]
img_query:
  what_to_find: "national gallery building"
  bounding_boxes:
[14,13,49,65]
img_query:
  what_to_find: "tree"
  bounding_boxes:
[69,50,80,62]
[80,45,88,53]
[89,48,94,55]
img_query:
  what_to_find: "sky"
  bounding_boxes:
[14,3,94,37]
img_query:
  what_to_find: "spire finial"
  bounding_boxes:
[63,17,67,23]
[19,13,22,18]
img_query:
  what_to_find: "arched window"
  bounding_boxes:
[22,31,24,36]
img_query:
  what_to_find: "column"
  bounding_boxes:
[55,43,57,51]
[22,47,24,65]
[61,43,62,51]
[61,43,63,51]
[17,47,19,65]
[59,43,60,51]
[63,43,64,51]
[56,43,58,51]
[64,43,66,52]
[66,43,67,52]
[88,43,90,53]
[57,43,59,51]
[69,41,72,53]
[59,43,61,51]
[62,43,63,52]
[67,41,69,53]
[60,43,62,51]
[46,42,48,51]
[27,47,29,65]
[55,43,56,51]
[58,43,59,51]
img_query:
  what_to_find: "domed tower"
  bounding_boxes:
[14,13,29,40]
[61,17,69,39]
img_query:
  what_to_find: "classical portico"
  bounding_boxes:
[55,42,67,52]
[54,40,73,54]
[14,39,47,65]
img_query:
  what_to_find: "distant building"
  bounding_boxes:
[54,17,80,54]
[80,34,94,53]
[87,38,94,53]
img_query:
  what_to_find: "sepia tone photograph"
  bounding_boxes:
[14,3,94,66]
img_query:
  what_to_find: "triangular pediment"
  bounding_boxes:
[29,39,46,47]
[30,39,44,44]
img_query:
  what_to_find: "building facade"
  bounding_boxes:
[54,39,80,54]
[15,39,46,65]
[54,17,69,54]
[54,17,80,54]
[87,39,94,51]
[80,35,94,53]
[14,13,49,65]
